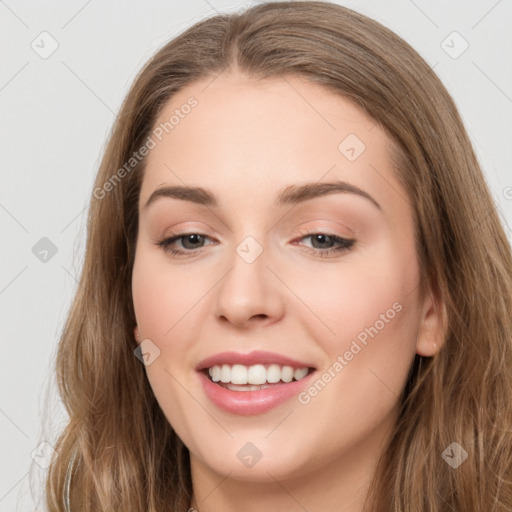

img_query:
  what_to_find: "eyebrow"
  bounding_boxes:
[143,180,381,211]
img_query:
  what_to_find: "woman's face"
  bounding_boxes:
[132,71,441,485]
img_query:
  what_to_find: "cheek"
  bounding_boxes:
[294,240,420,353]
[131,251,206,435]
[132,249,199,338]
[131,248,209,403]
[302,241,422,419]
[132,262,166,337]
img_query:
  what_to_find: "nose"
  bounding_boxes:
[212,240,285,329]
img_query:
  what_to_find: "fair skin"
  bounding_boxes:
[131,70,444,512]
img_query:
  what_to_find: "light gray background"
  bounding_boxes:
[1,1,511,510]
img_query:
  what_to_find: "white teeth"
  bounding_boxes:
[220,364,231,383]
[231,364,247,385]
[208,363,310,385]
[293,367,309,380]
[267,364,281,383]
[225,383,272,392]
[282,366,294,383]
[247,364,267,385]
[210,365,221,382]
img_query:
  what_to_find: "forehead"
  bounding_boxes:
[139,71,403,217]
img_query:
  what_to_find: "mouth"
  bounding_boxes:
[196,351,318,415]
[202,363,316,391]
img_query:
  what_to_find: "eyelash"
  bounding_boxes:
[155,230,355,258]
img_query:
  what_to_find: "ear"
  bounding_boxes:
[134,325,141,344]
[415,283,447,357]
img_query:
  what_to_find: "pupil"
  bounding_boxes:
[313,234,331,248]
[185,234,202,248]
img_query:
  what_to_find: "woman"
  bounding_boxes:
[45,2,512,511]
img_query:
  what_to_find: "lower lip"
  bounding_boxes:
[198,370,316,416]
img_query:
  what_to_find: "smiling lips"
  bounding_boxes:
[196,350,317,415]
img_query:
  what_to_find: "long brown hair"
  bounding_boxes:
[43,2,512,510]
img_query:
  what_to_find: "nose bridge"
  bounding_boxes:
[212,229,284,326]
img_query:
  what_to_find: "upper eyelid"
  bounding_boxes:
[163,229,355,246]
[165,228,353,238]
[162,220,356,237]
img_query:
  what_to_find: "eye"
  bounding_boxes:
[155,232,214,256]
[154,230,356,258]
[293,231,355,258]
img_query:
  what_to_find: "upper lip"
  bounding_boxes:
[196,350,316,371]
